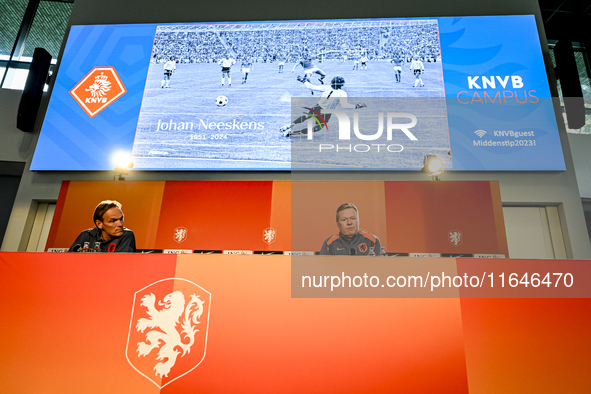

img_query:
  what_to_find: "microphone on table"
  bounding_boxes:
[350,248,356,255]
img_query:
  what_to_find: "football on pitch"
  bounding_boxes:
[216,95,228,107]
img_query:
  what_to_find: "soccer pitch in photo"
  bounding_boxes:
[131,21,445,170]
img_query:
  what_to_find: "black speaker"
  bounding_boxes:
[554,40,585,129]
[17,47,52,132]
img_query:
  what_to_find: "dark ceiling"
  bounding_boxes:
[538,0,591,41]
[1,1,590,54]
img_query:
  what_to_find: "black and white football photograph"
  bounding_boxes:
[131,19,446,169]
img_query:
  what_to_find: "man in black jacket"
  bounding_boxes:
[320,203,381,255]
[69,200,136,253]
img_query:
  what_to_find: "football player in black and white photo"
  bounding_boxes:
[278,57,285,73]
[410,55,425,87]
[292,57,327,92]
[241,58,253,84]
[218,55,236,86]
[280,75,366,137]
[390,56,404,83]
[161,57,176,88]
[360,54,369,71]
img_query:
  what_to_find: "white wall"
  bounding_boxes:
[1,0,591,258]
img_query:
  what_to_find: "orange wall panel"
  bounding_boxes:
[461,298,591,393]
[170,254,469,393]
[0,252,176,394]
[384,181,507,255]
[490,182,509,256]
[269,181,292,251]
[46,180,166,250]
[291,181,387,252]
[154,181,274,250]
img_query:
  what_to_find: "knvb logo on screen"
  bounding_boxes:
[70,67,126,118]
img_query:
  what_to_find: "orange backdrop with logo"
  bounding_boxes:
[47,180,507,256]
[291,180,507,255]
[1,253,589,393]
[47,180,292,252]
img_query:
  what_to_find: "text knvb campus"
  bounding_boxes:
[456,75,539,104]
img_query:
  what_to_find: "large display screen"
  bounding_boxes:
[31,16,566,171]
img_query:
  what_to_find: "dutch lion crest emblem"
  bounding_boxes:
[136,291,204,377]
[448,230,463,246]
[262,227,276,244]
[84,72,111,98]
[174,227,188,243]
[127,279,211,388]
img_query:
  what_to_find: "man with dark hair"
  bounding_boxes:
[68,200,136,253]
[319,203,381,255]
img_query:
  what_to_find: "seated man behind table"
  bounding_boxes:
[68,200,136,253]
[320,203,381,255]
